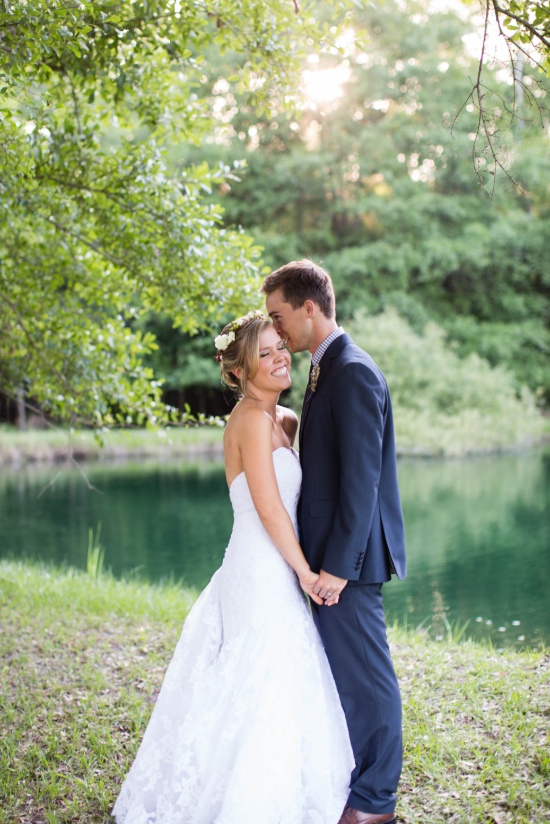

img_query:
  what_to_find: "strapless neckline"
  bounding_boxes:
[228,446,298,493]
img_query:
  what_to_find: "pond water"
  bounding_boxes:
[1,448,548,648]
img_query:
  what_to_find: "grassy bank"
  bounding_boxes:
[0,560,548,824]
[0,425,225,466]
[2,420,549,466]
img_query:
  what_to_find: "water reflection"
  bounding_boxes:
[0,449,548,647]
[385,450,550,646]
[0,458,232,588]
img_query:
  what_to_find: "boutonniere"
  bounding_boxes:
[310,364,321,392]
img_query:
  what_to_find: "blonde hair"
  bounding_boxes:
[218,315,272,398]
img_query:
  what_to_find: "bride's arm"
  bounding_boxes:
[239,409,323,605]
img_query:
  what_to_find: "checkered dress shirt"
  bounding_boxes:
[311,326,345,367]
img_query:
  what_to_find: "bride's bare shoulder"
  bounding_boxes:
[227,398,271,427]
[224,400,272,448]
[223,403,273,486]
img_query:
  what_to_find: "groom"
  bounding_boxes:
[263,260,406,824]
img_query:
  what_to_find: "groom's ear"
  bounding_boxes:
[303,299,316,317]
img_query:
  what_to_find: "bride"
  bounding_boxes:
[112,311,354,824]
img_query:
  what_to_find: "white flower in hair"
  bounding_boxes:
[213,310,266,358]
[214,331,236,352]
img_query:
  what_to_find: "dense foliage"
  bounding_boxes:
[1,0,548,435]
[285,309,545,455]
[168,0,550,408]
[0,0,351,425]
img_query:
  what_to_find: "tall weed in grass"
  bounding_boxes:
[86,523,105,581]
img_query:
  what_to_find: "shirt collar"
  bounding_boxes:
[311,326,345,366]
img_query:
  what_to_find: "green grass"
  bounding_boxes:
[0,424,224,465]
[1,559,548,823]
[0,560,197,824]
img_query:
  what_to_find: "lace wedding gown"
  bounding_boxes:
[112,447,353,824]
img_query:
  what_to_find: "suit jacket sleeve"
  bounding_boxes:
[321,360,386,580]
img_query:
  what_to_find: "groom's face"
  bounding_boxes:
[265,289,311,354]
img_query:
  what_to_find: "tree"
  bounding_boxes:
[170,0,550,404]
[462,0,550,189]
[0,0,349,426]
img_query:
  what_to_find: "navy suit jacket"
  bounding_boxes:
[298,333,406,584]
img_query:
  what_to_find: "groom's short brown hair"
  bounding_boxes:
[261,259,336,319]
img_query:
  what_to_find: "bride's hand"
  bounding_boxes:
[299,570,324,606]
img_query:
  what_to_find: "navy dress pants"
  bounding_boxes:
[311,583,402,815]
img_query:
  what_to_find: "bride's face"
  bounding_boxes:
[248,326,291,394]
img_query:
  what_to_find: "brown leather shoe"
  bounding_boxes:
[337,806,397,824]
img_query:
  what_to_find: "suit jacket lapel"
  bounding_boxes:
[312,333,350,393]
[299,333,352,453]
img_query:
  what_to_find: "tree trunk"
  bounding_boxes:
[17,384,27,430]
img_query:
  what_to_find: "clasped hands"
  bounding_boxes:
[299,569,348,607]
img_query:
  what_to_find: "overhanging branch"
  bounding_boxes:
[491,1,550,51]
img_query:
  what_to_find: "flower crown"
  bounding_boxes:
[214,310,266,361]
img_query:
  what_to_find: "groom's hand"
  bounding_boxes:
[314,571,348,606]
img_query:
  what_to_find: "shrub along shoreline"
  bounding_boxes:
[0,559,548,824]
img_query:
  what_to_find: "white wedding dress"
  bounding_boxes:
[112,447,353,824]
